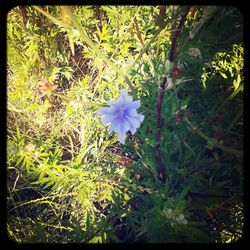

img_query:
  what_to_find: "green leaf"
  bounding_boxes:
[78,188,88,205]
[220,72,227,79]
[233,74,241,90]
[69,35,75,56]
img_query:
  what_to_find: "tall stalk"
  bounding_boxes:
[155,7,190,183]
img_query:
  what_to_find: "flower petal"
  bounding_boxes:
[110,98,125,108]
[113,118,130,144]
[117,132,126,144]
[120,119,130,135]
[108,118,120,132]
[120,89,128,96]
[127,100,140,109]
[109,89,133,108]
[97,107,109,115]
[137,114,144,122]
[123,92,133,103]
[130,127,137,135]
[98,106,116,115]
[101,114,115,124]
[127,116,141,129]
[126,108,138,117]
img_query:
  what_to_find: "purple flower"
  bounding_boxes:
[97,89,144,144]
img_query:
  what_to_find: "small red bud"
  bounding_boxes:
[214,128,223,141]
[184,110,193,117]
[175,114,184,122]
[172,65,181,78]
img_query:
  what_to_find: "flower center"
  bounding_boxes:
[116,105,126,118]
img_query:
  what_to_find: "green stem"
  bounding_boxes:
[125,25,165,75]
[33,6,70,28]
[125,7,186,76]
[226,108,243,133]
[126,11,180,93]
[53,92,104,108]
[168,23,242,159]
[184,118,243,157]
[172,79,181,110]
[214,84,243,114]
[147,54,159,84]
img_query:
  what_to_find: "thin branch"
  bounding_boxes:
[125,23,166,75]
[184,160,219,179]
[226,108,243,133]
[133,16,145,47]
[53,92,103,108]
[169,7,190,62]
[155,77,168,182]
[33,6,69,28]
[62,7,137,96]
[19,6,28,27]
[7,167,20,192]
[188,191,230,199]
[184,118,243,157]
[110,6,142,60]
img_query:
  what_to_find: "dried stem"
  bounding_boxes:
[133,16,145,47]
[19,6,28,27]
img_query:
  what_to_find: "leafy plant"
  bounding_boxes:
[7,5,243,243]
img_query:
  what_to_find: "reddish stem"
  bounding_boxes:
[156,77,168,182]
[134,16,145,47]
[169,7,190,62]
[155,7,190,183]
[159,5,166,18]
[19,6,28,27]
